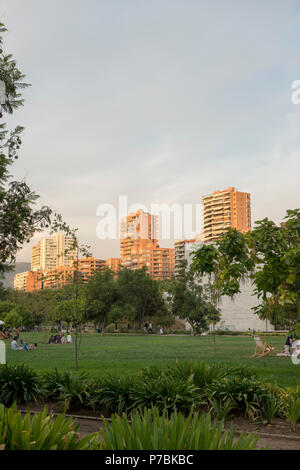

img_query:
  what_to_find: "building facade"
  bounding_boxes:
[120,210,174,279]
[106,258,121,273]
[202,187,251,243]
[14,271,30,291]
[72,257,106,283]
[31,233,77,272]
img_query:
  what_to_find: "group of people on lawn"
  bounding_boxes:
[10,332,72,350]
[48,333,72,344]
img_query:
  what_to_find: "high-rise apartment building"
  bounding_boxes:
[72,257,106,282]
[202,187,251,243]
[120,210,174,279]
[31,233,77,271]
[106,258,121,273]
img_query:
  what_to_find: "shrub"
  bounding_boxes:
[130,374,200,413]
[225,365,258,380]
[88,375,136,414]
[260,391,283,424]
[167,361,225,391]
[0,404,96,450]
[284,387,300,431]
[43,370,93,410]
[93,407,260,450]
[209,397,235,423]
[0,364,44,406]
[205,376,279,422]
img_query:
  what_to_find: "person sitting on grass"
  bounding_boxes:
[284,334,294,355]
[29,343,38,350]
[11,337,23,350]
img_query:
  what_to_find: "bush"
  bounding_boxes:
[43,370,93,410]
[205,376,281,422]
[88,375,136,414]
[130,373,200,413]
[169,329,191,335]
[167,361,226,391]
[0,364,44,406]
[208,330,251,336]
[284,387,300,431]
[0,404,96,450]
[225,365,258,380]
[93,407,260,450]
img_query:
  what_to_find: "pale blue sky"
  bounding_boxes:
[1,0,299,260]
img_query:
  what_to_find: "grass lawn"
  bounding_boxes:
[4,333,300,388]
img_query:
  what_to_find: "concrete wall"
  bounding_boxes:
[215,279,274,332]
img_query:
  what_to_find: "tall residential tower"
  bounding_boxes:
[202,187,251,243]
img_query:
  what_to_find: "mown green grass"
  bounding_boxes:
[4,333,300,387]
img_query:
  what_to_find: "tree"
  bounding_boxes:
[54,299,83,333]
[117,267,170,332]
[0,300,16,319]
[85,269,119,334]
[49,215,92,371]
[167,262,220,335]
[4,309,22,329]
[0,23,51,277]
[191,209,300,328]
[6,288,57,327]
[14,304,34,329]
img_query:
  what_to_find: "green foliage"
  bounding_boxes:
[191,210,300,328]
[117,268,170,330]
[260,391,283,424]
[209,397,235,423]
[0,404,95,450]
[0,23,51,274]
[3,309,22,328]
[95,407,260,450]
[89,375,136,414]
[54,299,78,329]
[130,373,199,413]
[0,300,15,317]
[85,269,119,332]
[167,265,220,334]
[43,370,92,410]
[284,387,300,431]
[225,364,258,379]
[289,324,300,339]
[167,361,225,390]
[205,376,280,422]
[0,364,44,406]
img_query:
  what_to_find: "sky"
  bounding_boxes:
[1,0,299,261]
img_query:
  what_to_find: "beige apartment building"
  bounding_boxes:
[31,233,77,271]
[14,271,30,291]
[202,187,251,242]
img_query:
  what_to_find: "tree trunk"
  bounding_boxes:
[75,327,79,372]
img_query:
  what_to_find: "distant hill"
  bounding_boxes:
[1,263,31,288]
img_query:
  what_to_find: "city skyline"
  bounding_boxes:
[1,0,299,262]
